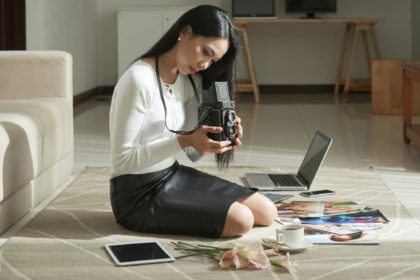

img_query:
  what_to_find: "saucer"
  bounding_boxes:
[261,237,313,253]
[278,238,313,252]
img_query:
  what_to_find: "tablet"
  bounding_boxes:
[105,241,176,266]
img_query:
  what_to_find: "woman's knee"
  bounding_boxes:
[256,198,277,226]
[221,202,254,237]
[241,193,277,226]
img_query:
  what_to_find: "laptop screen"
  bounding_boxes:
[297,131,332,186]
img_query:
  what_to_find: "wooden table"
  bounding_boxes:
[402,64,420,146]
[234,18,382,102]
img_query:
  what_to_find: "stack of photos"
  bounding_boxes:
[276,200,389,245]
[277,201,325,217]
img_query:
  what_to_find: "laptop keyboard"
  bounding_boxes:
[268,174,301,186]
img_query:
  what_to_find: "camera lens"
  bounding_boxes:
[227,124,237,138]
[227,111,236,123]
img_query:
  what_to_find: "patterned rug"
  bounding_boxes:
[1,166,420,280]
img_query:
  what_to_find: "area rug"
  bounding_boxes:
[1,166,420,280]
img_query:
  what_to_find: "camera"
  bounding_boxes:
[198,82,237,142]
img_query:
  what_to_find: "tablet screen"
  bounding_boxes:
[105,241,175,266]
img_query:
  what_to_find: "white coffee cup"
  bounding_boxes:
[276,224,305,248]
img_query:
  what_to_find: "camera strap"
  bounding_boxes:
[155,56,213,135]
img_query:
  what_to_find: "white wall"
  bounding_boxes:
[26,0,414,92]
[240,0,412,84]
[97,0,413,86]
[26,0,98,95]
[96,0,227,85]
[413,0,420,58]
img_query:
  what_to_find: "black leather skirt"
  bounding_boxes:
[110,162,256,238]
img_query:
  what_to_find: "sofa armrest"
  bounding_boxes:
[0,123,10,201]
[0,51,73,104]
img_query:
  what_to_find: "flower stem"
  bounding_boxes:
[175,252,212,259]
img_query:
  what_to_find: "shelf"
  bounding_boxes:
[348,79,371,92]
[402,64,420,147]
[236,80,254,92]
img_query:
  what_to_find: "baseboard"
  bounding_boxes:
[73,86,114,107]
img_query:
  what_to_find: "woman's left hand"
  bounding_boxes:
[234,116,243,146]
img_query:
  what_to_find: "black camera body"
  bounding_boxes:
[198,82,237,142]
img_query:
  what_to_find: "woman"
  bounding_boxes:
[109,5,277,238]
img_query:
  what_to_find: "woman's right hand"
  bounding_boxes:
[177,125,233,155]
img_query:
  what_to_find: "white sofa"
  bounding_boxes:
[0,51,74,234]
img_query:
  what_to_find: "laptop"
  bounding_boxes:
[245,131,332,191]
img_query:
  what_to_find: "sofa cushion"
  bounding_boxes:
[0,97,72,202]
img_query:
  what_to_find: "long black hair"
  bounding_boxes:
[140,5,239,169]
[140,5,239,91]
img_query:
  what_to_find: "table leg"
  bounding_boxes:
[362,30,372,78]
[334,23,351,96]
[370,25,382,59]
[403,70,413,144]
[344,24,358,95]
[238,24,261,103]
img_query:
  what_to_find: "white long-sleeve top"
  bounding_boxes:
[109,60,201,178]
